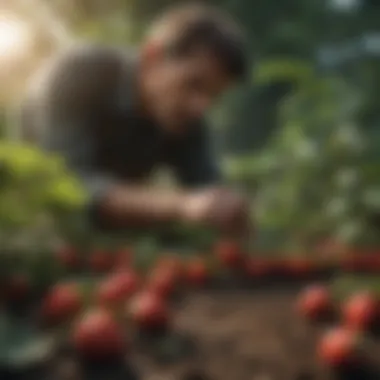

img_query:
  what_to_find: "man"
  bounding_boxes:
[20,3,251,238]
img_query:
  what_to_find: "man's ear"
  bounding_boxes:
[140,41,163,65]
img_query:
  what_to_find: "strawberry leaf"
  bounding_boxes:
[0,313,57,370]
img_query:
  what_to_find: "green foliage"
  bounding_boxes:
[0,142,87,250]
[331,274,380,300]
[254,59,315,86]
[227,60,380,251]
[0,314,56,370]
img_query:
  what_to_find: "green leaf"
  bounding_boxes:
[331,274,380,300]
[133,237,159,272]
[0,313,57,369]
[254,59,314,85]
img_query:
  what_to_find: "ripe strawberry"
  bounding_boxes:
[317,238,349,258]
[342,291,379,331]
[97,271,139,309]
[317,327,360,367]
[185,258,208,286]
[89,250,114,273]
[72,309,125,359]
[296,284,333,320]
[364,253,380,273]
[214,240,244,268]
[146,266,177,298]
[6,273,30,301]
[41,282,82,325]
[6,273,31,300]
[156,256,184,279]
[245,258,273,278]
[128,291,169,330]
[284,257,314,277]
[340,253,371,273]
[267,257,286,276]
[56,246,81,270]
[113,248,133,271]
[359,253,380,273]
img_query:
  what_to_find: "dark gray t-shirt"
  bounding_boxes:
[19,44,221,208]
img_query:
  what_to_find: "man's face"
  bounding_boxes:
[141,47,234,133]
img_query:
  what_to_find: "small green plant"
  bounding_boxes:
[0,142,88,276]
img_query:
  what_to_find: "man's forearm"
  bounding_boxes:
[97,184,186,228]
[93,184,251,237]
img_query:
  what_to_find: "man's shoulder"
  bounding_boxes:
[19,43,137,141]
[26,43,136,104]
[52,42,135,70]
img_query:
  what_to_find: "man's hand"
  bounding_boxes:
[97,184,252,239]
[180,188,251,237]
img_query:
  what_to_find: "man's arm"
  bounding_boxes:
[168,124,250,237]
[41,119,188,228]
[43,123,189,228]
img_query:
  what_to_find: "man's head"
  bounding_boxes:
[138,3,247,133]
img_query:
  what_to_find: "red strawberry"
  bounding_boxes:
[185,258,208,286]
[245,258,273,278]
[97,271,139,309]
[296,284,333,320]
[56,246,81,270]
[284,257,314,277]
[214,240,244,268]
[6,273,30,301]
[113,248,133,271]
[73,309,125,359]
[41,282,82,325]
[342,291,379,331]
[317,327,360,367]
[155,256,184,278]
[128,291,169,330]
[89,250,114,273]
[146,265,178,298]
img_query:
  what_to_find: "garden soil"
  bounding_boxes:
[43,283,380,380]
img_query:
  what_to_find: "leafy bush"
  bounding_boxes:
[227,60,380,252]
[0,142,87,255]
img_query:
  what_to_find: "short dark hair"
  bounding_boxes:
[146,3,248,81]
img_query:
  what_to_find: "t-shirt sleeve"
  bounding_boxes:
[170,124,222,188]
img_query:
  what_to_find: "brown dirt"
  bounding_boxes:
[8,282,380,380]
[132,284,380,380]
[133,286,327,380]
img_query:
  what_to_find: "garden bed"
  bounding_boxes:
[3,278,380,380]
